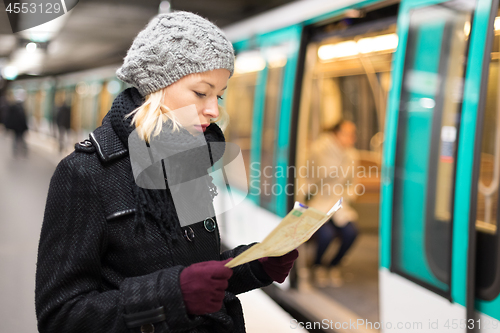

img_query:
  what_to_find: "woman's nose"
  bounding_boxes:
[203,97,219,119]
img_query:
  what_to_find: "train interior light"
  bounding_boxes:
[234,51,266,74]
[318,33,398,61]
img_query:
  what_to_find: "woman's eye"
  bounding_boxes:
[217,96,223,101]
[194,91,206,98]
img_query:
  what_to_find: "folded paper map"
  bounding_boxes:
[225,198,343,268]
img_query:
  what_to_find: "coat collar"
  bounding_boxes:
[89,114,129,163]
[88,87,143,163]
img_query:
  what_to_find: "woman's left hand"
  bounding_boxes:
[258,249,299,283]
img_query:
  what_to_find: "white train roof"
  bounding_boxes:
[223,0,362,42]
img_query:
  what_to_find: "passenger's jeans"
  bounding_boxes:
[314,220,358,267]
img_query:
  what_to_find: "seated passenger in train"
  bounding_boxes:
[307,120,359,287]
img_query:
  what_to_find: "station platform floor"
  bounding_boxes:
[0,128,303,333]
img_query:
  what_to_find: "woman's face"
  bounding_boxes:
[335,121,357,148]
[161,68,230,134]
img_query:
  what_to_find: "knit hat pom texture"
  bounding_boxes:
[117,11,235,97]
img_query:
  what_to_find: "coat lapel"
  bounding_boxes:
[89,114,129,163]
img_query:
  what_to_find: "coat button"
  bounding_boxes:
[204,218,216,232]
[78,139,92,147]
[183,226,195,242]
[141,323,154,333]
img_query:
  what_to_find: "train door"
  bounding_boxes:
[292,2,400,328]
[470,2,500,331]
[380,0,498,332]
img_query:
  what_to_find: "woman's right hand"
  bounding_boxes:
[180,258,233,315]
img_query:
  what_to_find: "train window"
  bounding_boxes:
[225,70,259,190]
[295,21,395,218]
[33,90,44,128]
[474,8,500,301]
[391,2,473,295]
[308,29,395,147]
[260,65,284,209]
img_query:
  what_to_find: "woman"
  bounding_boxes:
[35,11,298,333]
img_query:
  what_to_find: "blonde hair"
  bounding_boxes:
[126,88,229,143]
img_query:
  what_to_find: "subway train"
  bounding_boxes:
[7,0,500,332]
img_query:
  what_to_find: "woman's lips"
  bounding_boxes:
[194,124,209,132]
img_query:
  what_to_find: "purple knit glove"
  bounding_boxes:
[258,249,299,283]
[180,258,233,315]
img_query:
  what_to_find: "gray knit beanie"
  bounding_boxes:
[116,11,235,97]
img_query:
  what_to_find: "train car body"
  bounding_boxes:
[221,0,500,331]
[9,65,125,143]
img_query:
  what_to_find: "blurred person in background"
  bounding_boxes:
[0,93,9,127]
[56,99,71,153]
[35,11,298,333]
[4,91,28,157]
[307,120,359,287]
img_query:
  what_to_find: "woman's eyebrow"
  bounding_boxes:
[200,80,227,90]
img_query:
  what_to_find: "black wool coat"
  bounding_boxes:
[35,91,273,333]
